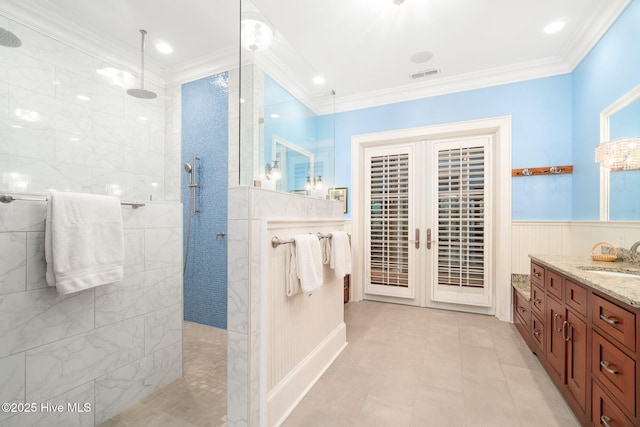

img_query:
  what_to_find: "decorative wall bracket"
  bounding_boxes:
[512,165,573,177]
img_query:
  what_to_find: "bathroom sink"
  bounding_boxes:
[578,266,640,279]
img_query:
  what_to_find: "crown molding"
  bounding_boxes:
[164,47,238,87]
[333,56,573,113]
[561,0,631,70]
[0,0,166,86]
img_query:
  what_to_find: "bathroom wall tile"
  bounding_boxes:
[93,111,149,152]
[128,174,164,202]
[164,149,181,179]
[0,381,94,427]
[8,86,92,136]
[139,201,182,229]
[0,287,94,358]
[0,118,57,160]
[228,187,249,220]
[163,176,180,202]
[124,146,164,176]
[25,316,145,402]
[123,229,145,275]
[0,232,26,295]
[144,228,182,270]
[25,232,46,290]
[0,47,55,97]
[11,22,95,79]
[249,220,265,334]
[56,133,123,171]
[144,303,182,354]
[55,68,124,117]
[144,266,182,312]
[94,341,181,424]
[124,95,165,130]
[89,169,131,200]
[9,155,94,195]
[249,329,262,426]
[94,271,146,328]
[0,353,25,423]
[0,154,8,191]
[149,127,164,154]
[227,330,249,426]
[0,202,46,233]
[120,202,147,229]
[0,83,9,118]
[227,219,249,334]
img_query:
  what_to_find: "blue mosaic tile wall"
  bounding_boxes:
[181,73,229,329]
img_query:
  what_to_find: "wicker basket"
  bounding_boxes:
[590,241,618,262]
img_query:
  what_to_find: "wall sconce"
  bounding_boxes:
[595,137,640,171]
[265,160,281,181]
[305,175,323,191]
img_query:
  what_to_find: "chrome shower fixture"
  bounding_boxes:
[184,156,200,215]
[127,29,157,99]
[0,27,22,48]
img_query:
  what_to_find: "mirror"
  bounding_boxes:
[271,135,314,193]
[599,84,640,220]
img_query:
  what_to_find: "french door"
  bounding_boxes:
[363,136,493,309]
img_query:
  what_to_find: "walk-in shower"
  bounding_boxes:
[183,155,199,275]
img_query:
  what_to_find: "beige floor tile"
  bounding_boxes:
[358,395,413,427]
[461,345,505,381]
[459,325,494,349]
[419,350,464,393]
[369,361,420,406]
[411,384,465,427]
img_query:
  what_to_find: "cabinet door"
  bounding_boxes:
[566,310,587,411]
[546,296,565,380]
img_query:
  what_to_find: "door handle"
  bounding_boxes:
[426,228,432,250]
[414,228,420,249]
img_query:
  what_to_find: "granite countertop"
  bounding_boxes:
[511,274,531,301]
[530,255,640,308]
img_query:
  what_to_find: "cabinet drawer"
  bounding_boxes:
[530,262,545,289]
[592,381,634,427]
[592,295,636,352]
[546,270,563,301]
[514,290,530,327]
[531,313,544,352]
[565,279,588,317]
[592,331,636,416]
[530,285,545,319]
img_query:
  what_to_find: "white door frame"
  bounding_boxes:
[351,116,513,321]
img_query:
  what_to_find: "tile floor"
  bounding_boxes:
[99,321,227,427]
[283,301,580,427]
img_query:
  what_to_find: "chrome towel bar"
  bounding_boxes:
[0,193,146,209]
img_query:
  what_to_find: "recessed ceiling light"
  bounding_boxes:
[544,20,565,34]
[240,98,246,104]
[393,0,406,4]
[76,94,91,101]
[139,116,149,121]
[270,113,280,119]
[11,124,23,129]
[155,41,173,54]
[410,51,434,64]
[312,76,325,85]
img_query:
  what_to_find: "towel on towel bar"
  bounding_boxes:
[45,191,124,295]
[328,231,352,279]
[293,234,323,294]
[285,243,302,296]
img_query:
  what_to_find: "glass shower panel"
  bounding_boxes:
[239,0,335,198]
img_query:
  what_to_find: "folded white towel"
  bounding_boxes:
[45,191,124,295]
[285,243,302,297]
[329,231,352,279]
[293,234,323,294]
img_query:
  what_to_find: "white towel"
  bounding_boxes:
[329,231,352,279]
[285,243,302,297]
[293,234,323,294]
[45,191,124,295]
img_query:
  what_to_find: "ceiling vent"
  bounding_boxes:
[409,69,440,80]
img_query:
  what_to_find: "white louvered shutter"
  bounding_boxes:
[432,138,492,307]
[364,145,414,299]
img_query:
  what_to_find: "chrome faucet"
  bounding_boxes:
[631,241,640,253]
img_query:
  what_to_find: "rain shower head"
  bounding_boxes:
[127,29,157,100]
[0,27,22,48]
[183,162,192,173]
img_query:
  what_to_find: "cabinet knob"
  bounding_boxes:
[600,360,619,375]
[533,328,540,336]
[533,298,541,305]
[533,272,541,278]
[518,307,526,313]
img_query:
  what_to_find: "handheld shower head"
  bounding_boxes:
[184,162,192,173]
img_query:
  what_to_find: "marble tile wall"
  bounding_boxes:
[0,14,167,201]
[0,201,183,426]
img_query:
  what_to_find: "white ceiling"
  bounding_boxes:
[1,0,630,111]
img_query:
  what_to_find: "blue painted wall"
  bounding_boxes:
[572,0,640,219]
[181,73,229,329]
[334,75,574,220]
